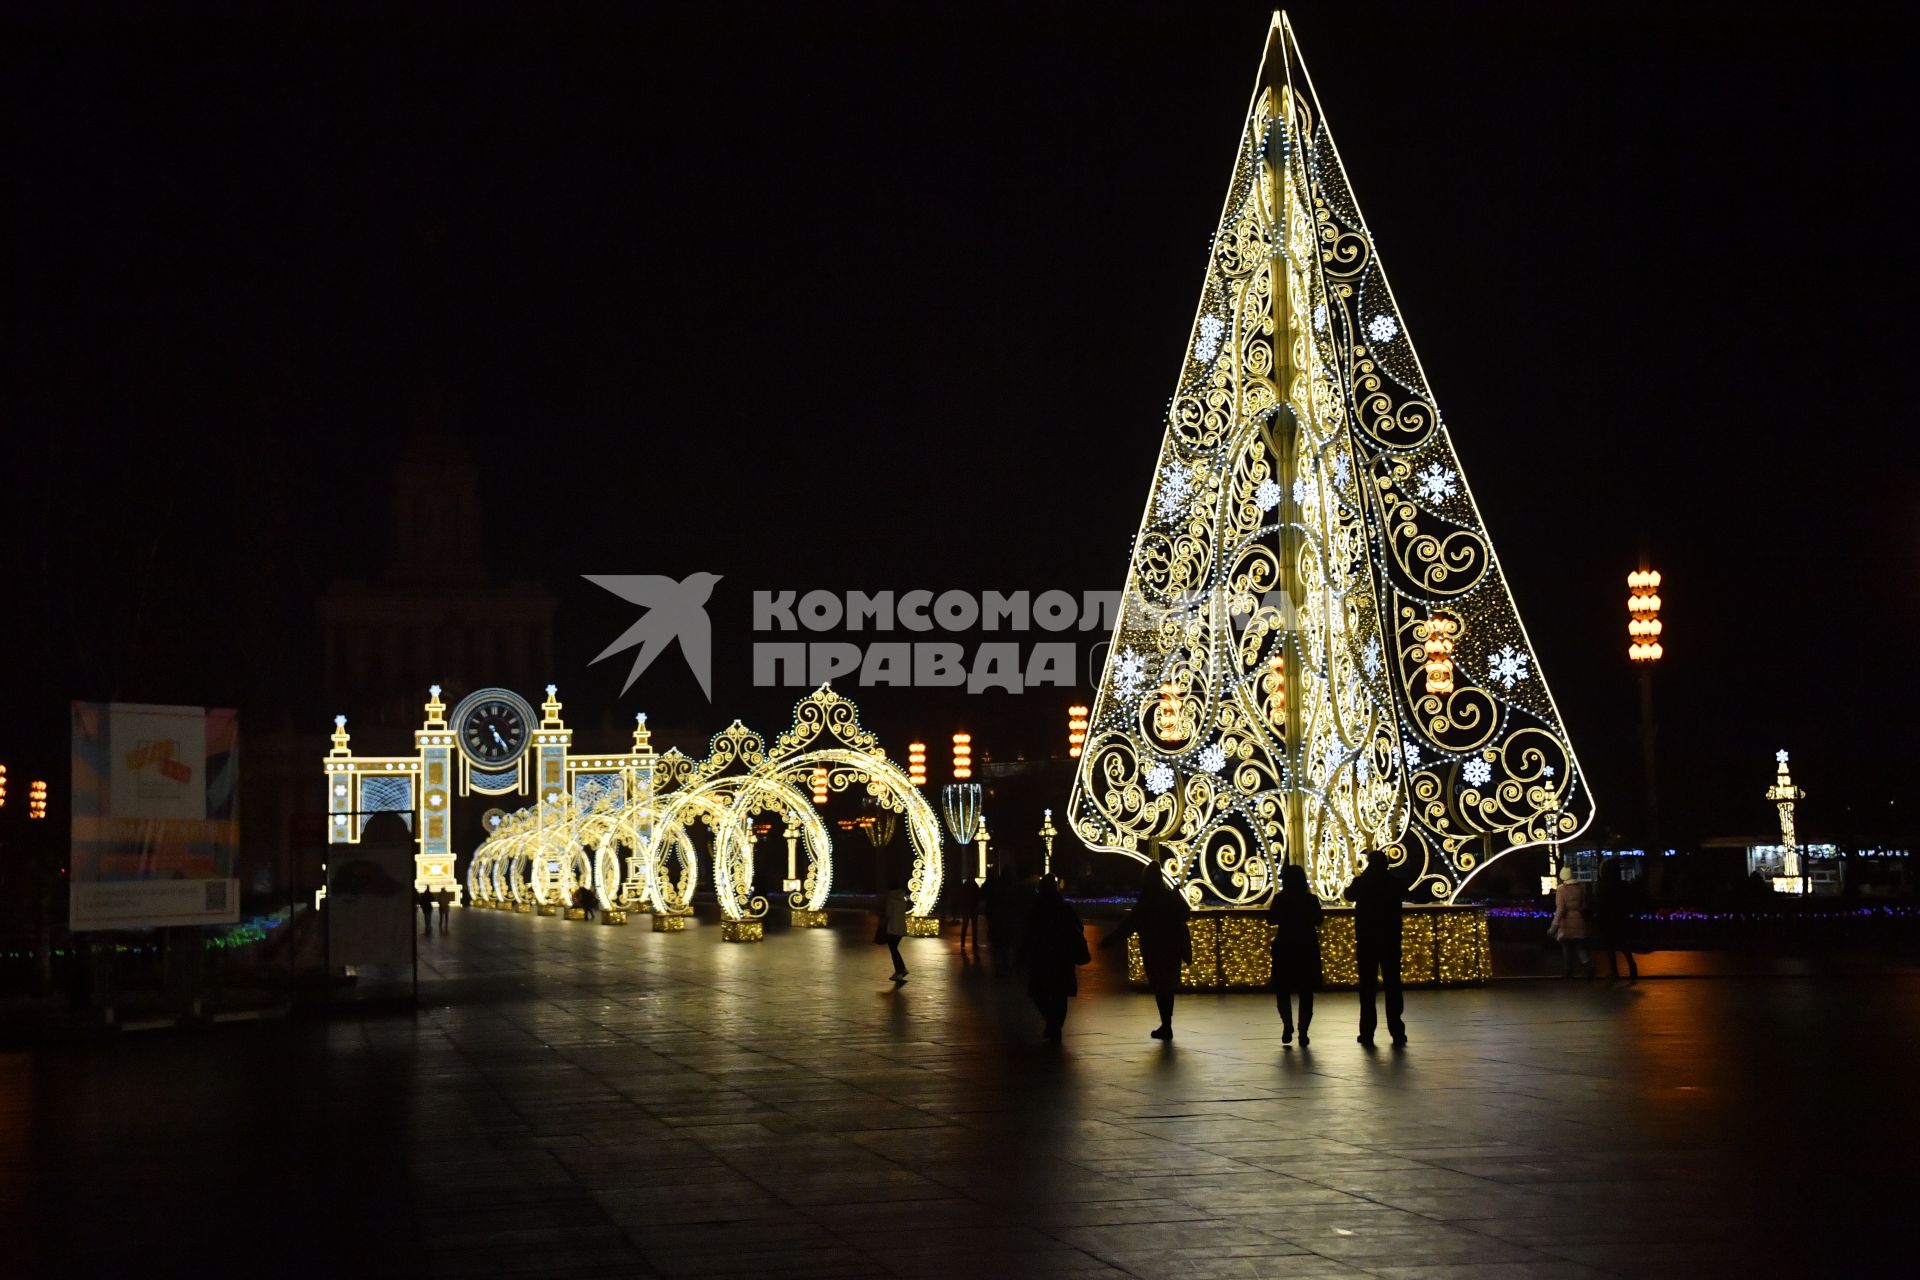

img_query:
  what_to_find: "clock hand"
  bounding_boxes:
[491,726,509,749]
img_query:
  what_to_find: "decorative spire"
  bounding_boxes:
[541,684,565,729]
[330,716,352,756]
[423,685,447,728]
[632,711,653,754]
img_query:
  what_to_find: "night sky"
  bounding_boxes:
[5,1,1916,847]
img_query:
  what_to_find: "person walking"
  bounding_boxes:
[1592,858,1639,979]
[417,887,435,938]
[954,874,981,952]
[1020,875,1090,1042]
[1550,864,1595,978]
[1345,852,1408,1048]
[435,889,452,934]
[878,879,910,984]
[1267,862,1323,1046]
[1102,861,1192,1039]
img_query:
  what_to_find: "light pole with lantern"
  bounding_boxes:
[1039,808,1058,877]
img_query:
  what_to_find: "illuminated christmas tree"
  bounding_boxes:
[1069,12,1592,905]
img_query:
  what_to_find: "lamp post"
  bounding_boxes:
[1039,808,1057,876]
[1767,750,1807,896]
[974,813,992,885]
[906,742,926,788]
[951,733,972,780]
[1628,569,1663,861]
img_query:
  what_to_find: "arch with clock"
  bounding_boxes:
[324,683,657,902]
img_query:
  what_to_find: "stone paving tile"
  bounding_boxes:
[13,908,1920,1278]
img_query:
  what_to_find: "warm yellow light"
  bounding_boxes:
[0,762,7,808]
[951,732,973,780]
[1628,568,1663,661]
[1155,681,1188,743]
[907,741,927,787]
[1262,655,1286,723]
[1423,615,1456,696]
[28,778,48,820]
[1066,705,1089,759]
[810,766,829,806]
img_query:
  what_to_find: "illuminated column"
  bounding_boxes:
[623,713,655,907]
[1066,706,1089,759]
[534,684,571,807]
[906,742,927,787]
[326,716,357,844]
[1766,750,1807,895]
[975,813,992,885]
[951,733,972,780]
[1039,808,1057,876]
[28,779,48,820]
[0,762,8,809]
[1422,615,1456,695]
[414,685,459,899]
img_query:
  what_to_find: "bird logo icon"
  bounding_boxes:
[584,572,723,700]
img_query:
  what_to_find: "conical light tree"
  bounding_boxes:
[1069,11,1593,906]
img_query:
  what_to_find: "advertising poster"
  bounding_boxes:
[70,701,241,930]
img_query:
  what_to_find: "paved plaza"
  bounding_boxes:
[4,908,1914,1278]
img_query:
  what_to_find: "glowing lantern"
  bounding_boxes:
[1155,681,1188,743]
[951,733,973,781]
[1423,615,1456,696]
[907,742,927,788]
[1066,705,1089,759]
[1262,654,1286,724]
[28,778,48,820]
[810,766,829,806]
[1628,569,1664,662]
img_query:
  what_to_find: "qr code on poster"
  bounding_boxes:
[204,881,229,911]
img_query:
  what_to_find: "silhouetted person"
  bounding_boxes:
[436,889,451,934]
[954,875,981,951]
[417,887,434,937]
[1593,859,1638,979]
[1551,865,1594,978]
[1020,875,1089,1042]
[984,867,1011,960]
[879,879,910,984]
[1345,852,1409,1047]
[1102,861,1191,1039]
[1267,863,1322,1046]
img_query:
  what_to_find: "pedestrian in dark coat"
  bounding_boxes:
[1344,852,1409,1047]
[1020,876,1089,1042]
[1102,861,1192,1039]
[1267,862,1322,1046]
[417,887,434,937]
[1592,858,1638,979]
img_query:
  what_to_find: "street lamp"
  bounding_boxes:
[974,812,992,885]
[906,742,926,787]
[1039,808,1058,876]
[951,733,972,780]
[782,812,801,894]
[1628,567,1663,854]
[1067,706,1088,759]
[810,766,829,806]
[0,763,7,808]
[942,783,981,882]
[1767,750,1807,896]
[28,779,47,821]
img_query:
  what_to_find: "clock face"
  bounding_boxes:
[451,689,535,767]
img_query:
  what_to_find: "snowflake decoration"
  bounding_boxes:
[1461,757,1493,788]
[1254,478,1282,512]
[1144,763,1175,795]
[1415,463,1458,503]
[1312,302,1328,331]
[1541,765,1556,779]
[1194,314,1225,363]
[1489,644,1531,688]
[1292,475,1316,507]
[1403,740,1422,771]
[1356,752,1371,787]
[1362,636,1382,679]
[1155,464,1195,521]
[1113,647,1149,698]
[1197,743,1227,774]
[1366,313,1399,343]
[1331,454,1351,489]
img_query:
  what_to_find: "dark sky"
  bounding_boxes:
[5,0,1916,846]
